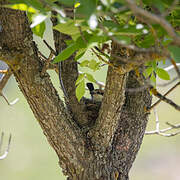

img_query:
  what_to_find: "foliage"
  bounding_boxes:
[7,0,180,100]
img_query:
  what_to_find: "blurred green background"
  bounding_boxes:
[0,20,180,180]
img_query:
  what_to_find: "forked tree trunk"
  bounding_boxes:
[0,3,151,180]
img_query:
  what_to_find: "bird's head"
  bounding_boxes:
[86,83,104,102]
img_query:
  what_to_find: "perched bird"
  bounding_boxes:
[86,83,104,102]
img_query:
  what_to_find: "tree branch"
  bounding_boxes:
[89,41,128,150]
[0,6,86,175]
[145,109,180,137]
[51,11,89,127]
[149,83,180,111]
[111,71,152,177]
[125,0,180,46]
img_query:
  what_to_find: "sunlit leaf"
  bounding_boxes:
[79,60,89,67]
[156,68,170,80]
[85,73,96,83]
[53,19,88,36]
[76,79,85,101]
[32,21,46,38]
[74,2,80,8]
[76,73,85,85]
[89,59,100,71]
[150,72,156,84]
[144,67,153,77]
[5,3,36,13]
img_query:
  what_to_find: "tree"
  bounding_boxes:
[0,0,180,179]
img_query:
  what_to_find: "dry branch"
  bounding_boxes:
[145,109,180,137]
[0,132,11,160]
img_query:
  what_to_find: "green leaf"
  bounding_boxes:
[89,35,109,44]
[75,35,88,48]
[103,21,142,36]
[162,36,173,46]
[79,60,89,67]
[32,21,46,38]
[136,34,155,48]
[148,61,157,71]
[144,67,153,77]
[150,72,156,84]
[85,73,96,83]
[55,0,75,6]
[143,0,165,12]
[89,59,100,71]
[75,73,85,85]
[75,48,87,61]
[25,0,46,12]
[53,19,88,36]
[77,0,96,19]
[76,79,85,101]
[156,68,170,80]
[114,35,131,45]
[53,43,77,63]
[8,0,26,3]
[65,39,74,46]
[5,3,37,13]
[168,45,180,62]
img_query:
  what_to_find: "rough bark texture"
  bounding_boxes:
[0,4,152,180]
[51,12,89,127]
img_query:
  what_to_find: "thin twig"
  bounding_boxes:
[0,68,18,106]
[0,69,12,92]
[38,51,48,61]
[43,40,57,56]
[166,122,180,129]
[41,51,54,76]
[0,133,12,160]
[40,40,57,76]
[164,63,180,72]
[149,82,180,111]
[0,92,19,106]
[0,92,10,105]
[169,58,180,79]
[0,132,4,153]
[145,110,180,137]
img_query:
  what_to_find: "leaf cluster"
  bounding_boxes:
[6,0,180,100]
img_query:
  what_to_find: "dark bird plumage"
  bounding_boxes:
[86,83,104,102]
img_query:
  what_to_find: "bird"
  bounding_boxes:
[86,83,104,102]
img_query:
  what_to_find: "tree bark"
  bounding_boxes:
[0,4,152,180]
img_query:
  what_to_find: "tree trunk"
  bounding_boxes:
[0,4,152,180]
